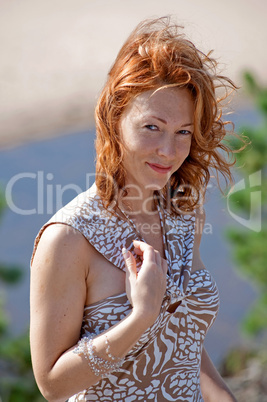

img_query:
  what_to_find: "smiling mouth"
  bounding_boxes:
[147,163,172,174]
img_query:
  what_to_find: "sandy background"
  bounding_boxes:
[0,0,267,148]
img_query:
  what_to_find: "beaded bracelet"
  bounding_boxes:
[73,335,124,377]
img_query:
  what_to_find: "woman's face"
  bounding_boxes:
[119,87,194,199]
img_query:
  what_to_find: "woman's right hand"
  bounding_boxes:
[123,240,168,325]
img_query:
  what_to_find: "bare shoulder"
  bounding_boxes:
[35,223,88,252]
[30,223,93,337]
[32,223,90,272]
[31,223,92,312]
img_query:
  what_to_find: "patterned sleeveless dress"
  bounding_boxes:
[32,185,220,401]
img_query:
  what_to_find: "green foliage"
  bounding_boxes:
[0,296,8,336]
[233,126,267,172]
[0,189,44,401]
[226,71,267,337]
[227,228,267,287]
[242,293,267,336]
[243,72,267,115]
[0,332,32,373]
[220,343,267,378]
[0,186,6,219]
[220,347,256,377]
[0,264,23,284]
[1,378,45,402]
[0,332,44,402]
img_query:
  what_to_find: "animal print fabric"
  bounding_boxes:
[32,185,220,401]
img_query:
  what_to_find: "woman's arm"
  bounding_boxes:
[30,225,167,402]
[193,209,236,401]
[200,348,237,401]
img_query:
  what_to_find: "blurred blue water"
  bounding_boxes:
[0,107,261,366]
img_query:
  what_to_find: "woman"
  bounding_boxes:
[30,17,237,401]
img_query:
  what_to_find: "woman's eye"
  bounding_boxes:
[145,124,158,131]
[178,130,192,135]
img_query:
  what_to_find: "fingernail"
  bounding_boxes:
[122,247,129,259]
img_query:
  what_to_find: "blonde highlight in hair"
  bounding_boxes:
[95,16,237,212]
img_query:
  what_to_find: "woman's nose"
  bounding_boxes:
[157,137,176,159]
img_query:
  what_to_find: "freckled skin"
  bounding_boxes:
[119,87,194,200]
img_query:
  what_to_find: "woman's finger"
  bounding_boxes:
[132,246,143,256]
[133,240,167,271]
[132,240,156,261]
[162,258,168,275]
[154,250,161,266]
[122,248,137,277]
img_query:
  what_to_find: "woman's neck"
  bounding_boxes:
[117,187,157,217]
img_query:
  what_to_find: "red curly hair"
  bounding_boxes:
[95,17,237,213]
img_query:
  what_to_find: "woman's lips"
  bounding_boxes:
[147,163,172,174]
